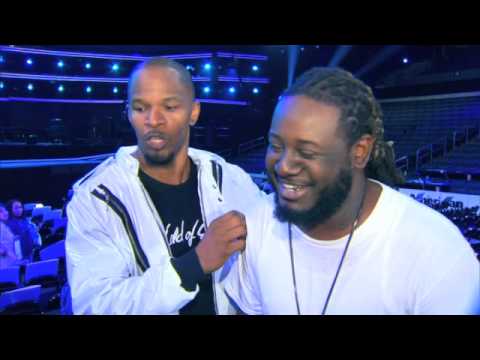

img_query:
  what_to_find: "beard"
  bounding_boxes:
[274,166,353,229]
[138,134,175,166]
[142,147,175,166]
[138,129,190,166]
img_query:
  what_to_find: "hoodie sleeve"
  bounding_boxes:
[65,188,199,315]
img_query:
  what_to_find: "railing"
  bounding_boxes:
[415,144,433,172]
[409,122,480,172]
[395,156,409,176]
[238,136,266,154]
[0,153,113,169]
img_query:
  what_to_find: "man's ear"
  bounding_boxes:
[351,134,375,169]
[190,101,201,126]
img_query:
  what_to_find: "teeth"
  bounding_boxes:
[284,184,301,191]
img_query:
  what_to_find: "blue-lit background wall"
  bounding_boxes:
[3,45,480,206]
[0,46,272,152]
[0,45,275,206]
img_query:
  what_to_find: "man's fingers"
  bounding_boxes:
[228,238,246,253]
[213,210,246,225]
[210,213,246,235]
[223,224,247,242]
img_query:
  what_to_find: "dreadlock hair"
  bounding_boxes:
[282,67,405,187]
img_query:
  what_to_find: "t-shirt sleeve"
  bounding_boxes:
[414,226,480,315]
[224,203,265,315]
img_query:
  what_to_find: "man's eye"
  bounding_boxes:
[299,151,317,159]
[268,143,282,152]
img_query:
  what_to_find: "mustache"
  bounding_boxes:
[272,174,311,187]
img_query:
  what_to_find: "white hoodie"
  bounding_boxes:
[66,146,265,314]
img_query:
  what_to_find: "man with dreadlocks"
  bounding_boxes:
[225,67,479,315]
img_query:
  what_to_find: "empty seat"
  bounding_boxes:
[24,259,60,288]
[0,266,21,294]
[0,285,42,314]
[39,240,65,261]
[39,241,67,284]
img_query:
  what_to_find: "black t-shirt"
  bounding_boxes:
[139,160,215,315]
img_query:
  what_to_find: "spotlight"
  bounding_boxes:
[57,60,64,68]
[403,57,409,64]
[112,63,119,72]
[203,86,211,94]
[26,58,33,66]
[85,62,92,70]
[252,65,259,72]
[85,86,92,93]
[186,65,194,71]
[0,82,4,89]
[0,55,4,63]
[203,63,212,71]
[252,87,259,94]
[113,86,119,94]
[27,83,34,91]
[58,85,64,93]
[228,86,236,94]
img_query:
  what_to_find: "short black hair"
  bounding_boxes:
[128,57,195,104]
[6,198,22,217]
[282,67,404,186]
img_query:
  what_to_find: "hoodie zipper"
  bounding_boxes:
[196,161,220,315]
[137,181,172,257]
[92,185,150,273]
[137,161,220,315]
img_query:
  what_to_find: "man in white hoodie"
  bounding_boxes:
[66,57,264,314]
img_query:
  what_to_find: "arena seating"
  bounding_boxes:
[381,94,480,160]
[0,204,67,314]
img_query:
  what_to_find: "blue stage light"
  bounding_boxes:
[252,65,259,72]
[57,60,64,68]
[113,86,119,94]
[27,83,34,91]
[86,86,92,93]
[403,57,409,64]
[252,87,259,94]
[85,62,91,70]
[0,82,4,89]
[203,86,211,94]
[26,58,33,65]
[112,63,119,71]
[58,85,64,92]
[203,63,212,71]
[228,86,236,94]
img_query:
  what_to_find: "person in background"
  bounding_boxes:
[6,199,41,262]
[0,202,18,269]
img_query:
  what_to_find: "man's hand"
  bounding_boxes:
[195,211,247,274]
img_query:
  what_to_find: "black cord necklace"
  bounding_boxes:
[288,181,367,315]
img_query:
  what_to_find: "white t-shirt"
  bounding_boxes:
[225,180,480,315]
